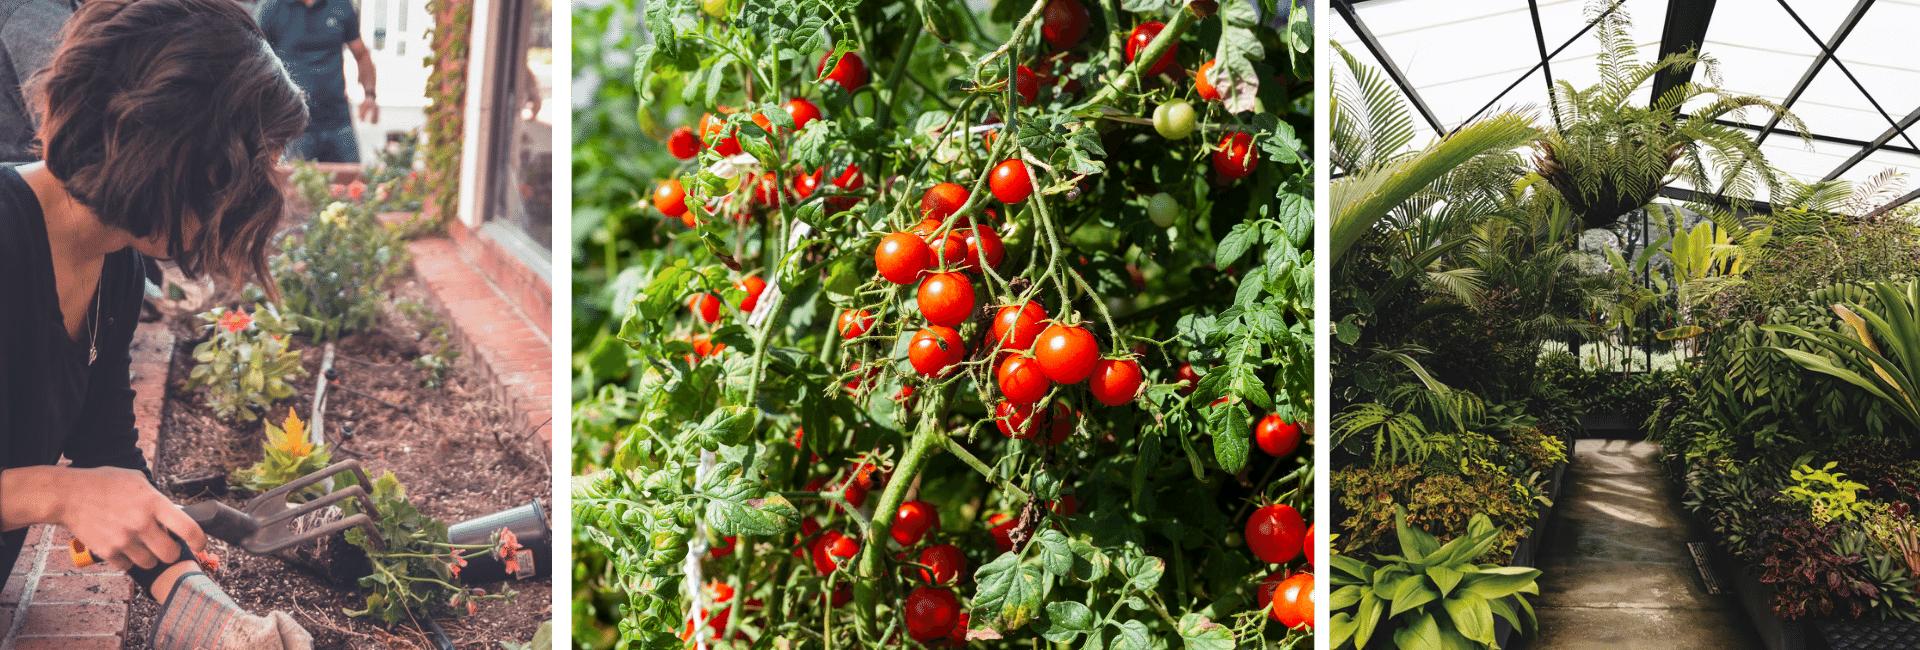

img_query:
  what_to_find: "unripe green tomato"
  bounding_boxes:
[1225,531,1244,548]
[1148,192,1180,227]
[1152,99,1197,140]
[701,0,728,18]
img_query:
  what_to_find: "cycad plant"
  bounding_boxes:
[1535,1,1805,230]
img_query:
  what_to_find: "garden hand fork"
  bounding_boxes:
[72,460,385,566]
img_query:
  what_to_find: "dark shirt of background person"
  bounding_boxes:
[0,0,72,163]
[258,0,377,163]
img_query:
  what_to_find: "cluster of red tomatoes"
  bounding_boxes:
[1249,502,1313,629]
[652,50,875,228]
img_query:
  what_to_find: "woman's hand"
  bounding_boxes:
[53,467,207,570]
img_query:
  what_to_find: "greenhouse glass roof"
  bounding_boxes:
[1331,0,1920,211]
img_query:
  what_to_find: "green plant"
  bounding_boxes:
[1765,280,1920,436]
[183,304,307,422]
[1782,462,1872,524]
[1329,507,1542,650]
[399,300,463,388]
[342,471,514,624]
[1836,527,1920,621]
[1532,1,1804,229]
[421,0,470,223]
[496,622,552,650]
[571,0,1311,646]
[230,408,331,500]
[1332,464,1532,564]
[271,201,410,340]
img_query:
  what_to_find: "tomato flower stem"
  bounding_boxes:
[1069,3,1200,114]
[851,391,948,639]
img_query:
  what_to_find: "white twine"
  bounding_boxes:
[683,450,719,650]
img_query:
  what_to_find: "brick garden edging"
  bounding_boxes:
[0,324,173,649]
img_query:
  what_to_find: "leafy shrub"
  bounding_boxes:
[1782,462,1871,524]
[1758,518,1882,620]
[1683,460,1789,563]
[343,471,514,623]
[183,305,306,422]
[1333,464,1532,564]
[230,408,331,500]
[271,201,409,340]
[1329,507,1541,650]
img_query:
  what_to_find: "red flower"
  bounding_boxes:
[497,527,522,575]
[347,180,367,200]
[218,310,252,333]
[194,550,220,573]
[447,549,466,579]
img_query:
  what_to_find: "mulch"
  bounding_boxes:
[121,268,551,649]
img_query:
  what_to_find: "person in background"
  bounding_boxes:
[3,0,314,646]
[0,0,71,162]
[258,0,376,163]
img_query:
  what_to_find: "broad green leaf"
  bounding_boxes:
[1036,529,1074,577]
[1176,613,1235,650]
[1040,601,1095,642]
[700,482,798,537]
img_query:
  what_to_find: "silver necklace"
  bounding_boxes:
[87,277,99,365]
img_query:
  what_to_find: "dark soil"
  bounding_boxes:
[123,268,551,649]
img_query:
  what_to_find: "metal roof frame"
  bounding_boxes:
[1340,0,1920,213]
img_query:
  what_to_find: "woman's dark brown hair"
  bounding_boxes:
[30,0,308,291]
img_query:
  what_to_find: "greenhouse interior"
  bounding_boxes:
[1327,0,1920,648]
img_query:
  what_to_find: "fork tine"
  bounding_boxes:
[244,514,379,555]
[252,485,369,529]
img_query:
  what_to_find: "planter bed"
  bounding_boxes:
[125,270,552,649]
[1493,434,1573,648]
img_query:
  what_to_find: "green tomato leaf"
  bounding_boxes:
[1176,613,1235,650]
[1040,601,1095,642]
[700,480,799,537]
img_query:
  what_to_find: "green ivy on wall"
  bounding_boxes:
[421,0,472,223]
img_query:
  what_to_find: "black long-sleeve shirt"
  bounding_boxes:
[0,164,155,587]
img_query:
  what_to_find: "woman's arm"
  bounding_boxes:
[0,464,206,569]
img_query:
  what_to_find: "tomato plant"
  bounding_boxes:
[570,0,1313,647]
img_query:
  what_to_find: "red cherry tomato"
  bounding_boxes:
[812,530,859,574]
[996,354,1051,404]
[1125,22,1177,77]
[666,126,699,159]
[1013,65,1039,106]
[1088,358,1144,406]
[753,171,781,207]
[960,224,1005,272]
[917,272,976,327]
[990,301,1049,351]
[1246,504,1306,564]
[994,400,1041,439]
[1041,0,1089,49]
[679,581,735,640]
[912,220,967,268]
[892,500,939,546]
[917,543,966,585]
[783,97,822,131]
[1196,59,1222,102]
[792,517,821,558]
[989,517,1016,553]
[1038,402,1076,446]
[653,179,688,217]
[989,159,1033,204]
[981,114,1001,150]
[908,326,966,377]
[793,169,820,199]
[1255,414,1302,457]
[828,164,866,212]
[1213,132,1258,180]
[817,51,870,91]
[687,293,721,323]
[904,587,960,641]
[838,309,875,339]
[1303,524,1315,566]
[1176,362,1201,394]
[921,183,971,221]
[1033,323,1098,383]
[1266,572,1313,628]
[876,232,932,285]
[699,111,741,156]
[735,276,767,312]
[707,534,736,559]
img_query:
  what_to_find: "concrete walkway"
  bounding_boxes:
[1520,439,1761,649]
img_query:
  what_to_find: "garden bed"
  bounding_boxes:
[127,269,551,649]
[1493,434,1572,648]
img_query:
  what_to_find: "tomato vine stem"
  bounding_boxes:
[1069,3,1200,114]
[850,388,949,640]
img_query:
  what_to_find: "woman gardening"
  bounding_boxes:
[0,0,313,647]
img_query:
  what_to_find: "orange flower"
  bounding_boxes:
[270,409,312,457]
[347,180,366,200]
[497,527,523,575]
[330,183,346,197]
[218,310,252,333]
[447,549,466,579]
